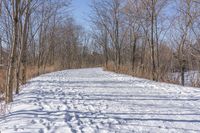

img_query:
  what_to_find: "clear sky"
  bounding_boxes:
[71,0,92,30]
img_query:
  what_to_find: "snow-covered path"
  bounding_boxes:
[1,68,200,133]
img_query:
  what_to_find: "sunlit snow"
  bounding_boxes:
[0,68,200,132]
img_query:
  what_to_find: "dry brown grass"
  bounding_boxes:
[0,65,61,99]
[105,62,152,79]
[26,65,60,79]
[0,69,6,96]
[104,62,181,85]
[0,69,6,114]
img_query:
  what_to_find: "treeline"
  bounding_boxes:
[0,0,102,103]
[90,0,200,86]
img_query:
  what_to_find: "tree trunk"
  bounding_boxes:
[6,0,20,103]
[104,30,108,68]
[104,44,108,68]
[16,57,21,94]
[132,37,137,71]
[21,2,30,85]
[0,37,2,64]
[118,48,121,70]
[151,0,156,81]
[155,16,160,70]
[181,61,185,86]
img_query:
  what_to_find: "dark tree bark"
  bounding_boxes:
[6,0,20,103]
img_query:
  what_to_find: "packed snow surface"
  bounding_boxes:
[1,68,200,133]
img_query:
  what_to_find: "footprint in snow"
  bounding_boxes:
[31,119,37,124]
[65,113,73,122]
[39,129,44,133]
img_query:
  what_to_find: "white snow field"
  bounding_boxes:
[1,68,200,133]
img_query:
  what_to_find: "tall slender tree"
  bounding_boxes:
[6,0,20,103]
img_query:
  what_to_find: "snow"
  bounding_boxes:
[0,68,200,133]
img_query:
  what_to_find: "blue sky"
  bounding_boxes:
[71,0,92,30]
[70,0,175,31]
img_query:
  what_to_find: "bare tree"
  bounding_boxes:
[173,0,196,86]
[91,0,128,70]
[6,0,20,103]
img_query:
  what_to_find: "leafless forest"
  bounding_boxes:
[0,0,200,104]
